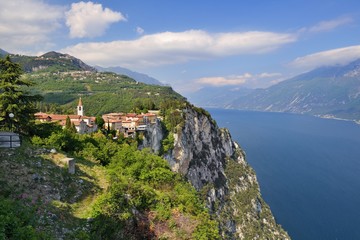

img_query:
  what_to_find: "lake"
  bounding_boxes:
[207,108,360,240]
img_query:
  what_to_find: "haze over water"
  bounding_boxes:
[208,108,360,240]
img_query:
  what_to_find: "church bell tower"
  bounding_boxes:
[77,97,84,116]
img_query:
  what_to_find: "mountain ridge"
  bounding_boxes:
[228,59,360,120]
[7,51,96,73]
[0,48,9,56]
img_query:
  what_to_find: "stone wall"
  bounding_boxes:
[0,132,21,148]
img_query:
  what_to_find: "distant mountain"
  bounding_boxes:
[9,51,96,73]
[0,48,9,57]
[95,66,163,86]
[186,86,254,108]
[229,59,360,120]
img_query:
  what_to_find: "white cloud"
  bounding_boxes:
[62,30,296,67]
[136,27,144,35]
[290,45,360,70]
[309,16,353,33]
[65,1,126,38]
[197,74,251,86]
[0,0,64,53]
[196,72,282,87]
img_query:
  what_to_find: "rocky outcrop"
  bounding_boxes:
[139,119,164,154]
[157,107,290,239]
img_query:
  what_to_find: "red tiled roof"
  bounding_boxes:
[34,113,92,121]
[126,113,137,117]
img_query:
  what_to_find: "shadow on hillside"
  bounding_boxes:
[0,146,158,239]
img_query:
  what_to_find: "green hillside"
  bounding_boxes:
[2,51,185,115]
[24,70,184,115]
[0,134,219,239]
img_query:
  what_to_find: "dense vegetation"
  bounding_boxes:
[0,122,220,239]
[24,71,185,116]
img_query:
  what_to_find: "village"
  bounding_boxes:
[34,98,160,137]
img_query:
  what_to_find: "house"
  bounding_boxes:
[35,98,98,134]
[35,96,161,137]
[102,111,160,137]
[102,113,124,132]
[104,119,123,132]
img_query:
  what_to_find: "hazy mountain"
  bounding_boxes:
[229,59,360,120]
[95,65,164,85]
[0,48,9,56]
[186,86,254,108]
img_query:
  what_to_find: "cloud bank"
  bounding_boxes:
[65,1,126,38]
[290,45,360,70]
[196,72,282,87]
[62,30,296,67]
[0,0,64,52]
[308,16,353,33]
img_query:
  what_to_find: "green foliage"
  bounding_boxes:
[46,129,82,152]
[16,122,220,239]
[132,98,156,113]
[0,197,41,240]
[30,121,62,138]
[192,212,221,240]
[0,56,42,134]
[158,99,188,155]
[161,133,175,154]
[88,143,220,238]
[23,70,185,115]
[65,116,71,128]
[35,101,71,114]
[95,115,105,128]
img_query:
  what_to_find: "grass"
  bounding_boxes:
[0,139,109,238]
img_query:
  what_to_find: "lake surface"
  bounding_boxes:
[207,108,360,240]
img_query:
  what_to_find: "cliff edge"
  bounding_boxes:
[144,106,290,239]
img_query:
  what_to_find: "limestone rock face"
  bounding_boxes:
[140,119,164,154]
[165,108,232,208]
[149,107,290,239]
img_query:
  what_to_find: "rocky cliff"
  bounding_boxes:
[143,107,290,239]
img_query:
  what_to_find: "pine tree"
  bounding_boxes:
[70,122,77,133]
[0,56,42,133]
[65,116,72,130]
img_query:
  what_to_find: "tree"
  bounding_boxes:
[65,116,72,129]
[95,115,105,128]
[0,56,42,133]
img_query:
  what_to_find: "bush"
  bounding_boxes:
[0,198,39,240]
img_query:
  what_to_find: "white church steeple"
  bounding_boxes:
[77,97,84,116]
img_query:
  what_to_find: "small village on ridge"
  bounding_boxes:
[35,97,160,137]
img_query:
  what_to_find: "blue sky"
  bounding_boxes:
[1,0,360,94]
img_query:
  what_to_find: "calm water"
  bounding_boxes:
[207,108,360,240]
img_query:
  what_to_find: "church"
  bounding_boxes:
[35,98,98,134]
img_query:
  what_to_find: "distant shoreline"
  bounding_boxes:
[204,106,360,125]
[315,114,360,125]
